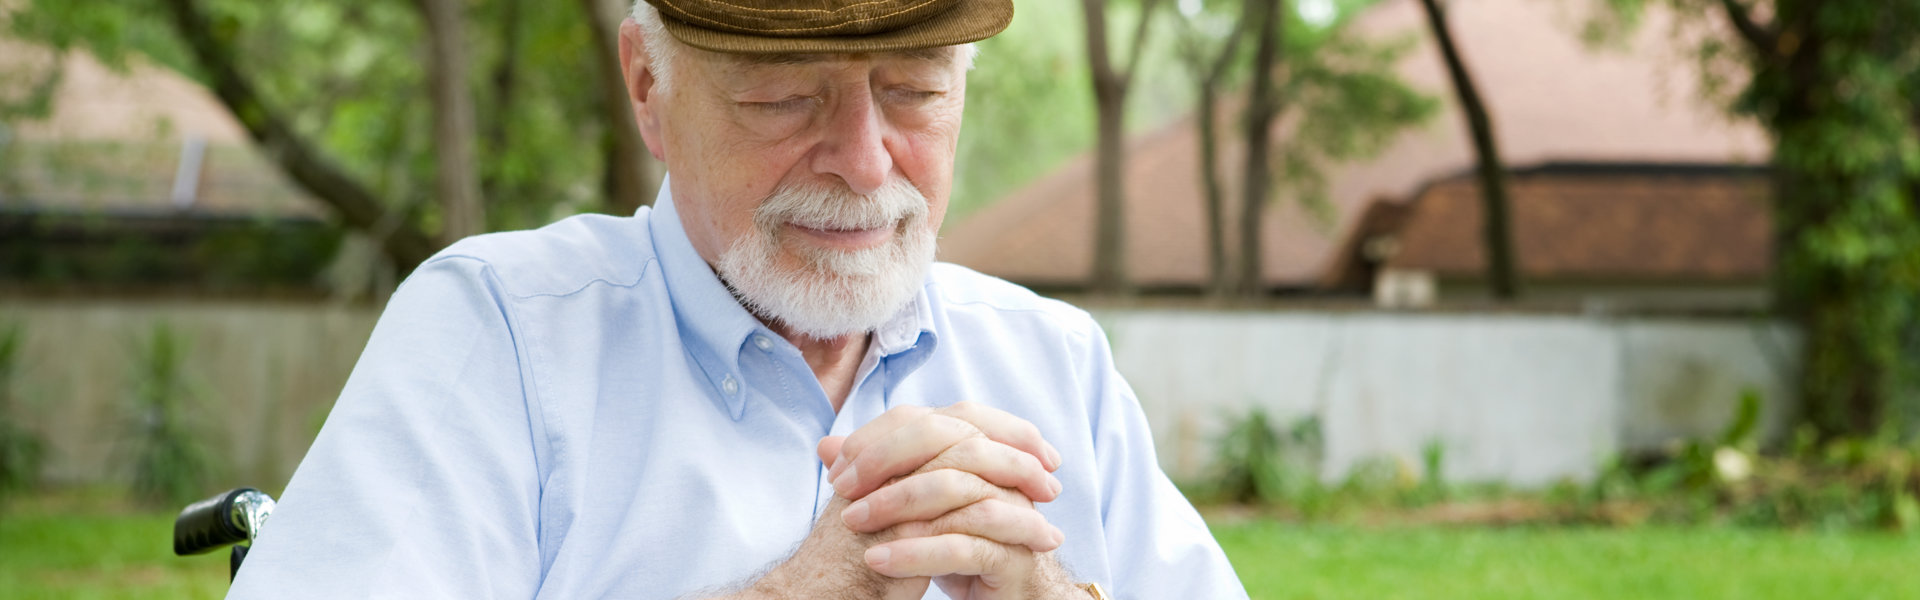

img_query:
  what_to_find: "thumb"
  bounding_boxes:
[816,435,848,467]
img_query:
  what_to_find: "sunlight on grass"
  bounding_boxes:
[1214,520,1920,600]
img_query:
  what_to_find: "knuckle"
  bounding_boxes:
[893,520,935,539]
[927,468,970,503]
[970,539,1004,570]
[932,414,985,441]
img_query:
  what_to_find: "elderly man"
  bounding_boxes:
[230,1,1246,598]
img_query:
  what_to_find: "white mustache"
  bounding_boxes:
[753,177,928,233]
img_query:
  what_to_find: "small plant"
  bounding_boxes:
[1587,390,1920,532]
[0,322,46,505]
[125,323,217,507]
[1206,409,1332,513]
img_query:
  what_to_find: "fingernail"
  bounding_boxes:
[832,465,858,496]
[1048,475,1063,498]
[1051,527,1066,547]
[842,501,870,527]
[1046,446,1063,471]
[866,547,891,568]
[829,456,844,477]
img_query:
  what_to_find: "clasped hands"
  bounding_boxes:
[737,402,1080,600]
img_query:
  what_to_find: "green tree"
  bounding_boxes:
[5,0,661,274]
[1177,0,1434,297]
[1595,0,1920,438]
[1081,0,1169,296]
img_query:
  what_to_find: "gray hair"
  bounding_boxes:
[629,2,978,94]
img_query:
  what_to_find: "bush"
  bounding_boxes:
[124,323,217,508]
[1201,409,1450,518]
[0,322,47,505]
[1588,391,1920,532]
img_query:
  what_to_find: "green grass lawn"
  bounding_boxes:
[1216,520,1920,600]
[5,493,1919,599]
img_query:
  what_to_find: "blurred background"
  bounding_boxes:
[1,0,1917,598]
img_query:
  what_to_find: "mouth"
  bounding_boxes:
[784,221,898,251]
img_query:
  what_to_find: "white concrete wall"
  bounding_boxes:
[4,300,1796,490]
[1095,310,1799,486]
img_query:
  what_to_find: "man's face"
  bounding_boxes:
[622,25,969,338]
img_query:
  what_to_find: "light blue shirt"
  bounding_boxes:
[230,185,1247,599]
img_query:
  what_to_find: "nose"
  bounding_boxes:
[811,87,893,195]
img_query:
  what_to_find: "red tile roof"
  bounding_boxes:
[1381,163,1772,282]
[940,0,1769,290]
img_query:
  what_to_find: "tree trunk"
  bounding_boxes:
[1080,0,1165,297]
[1184,3,1250,298]
[1418,0,1518,300]
[1081,0,1130,296]
[418,0,487,245]
[1197,81,1230,296]
[1236,0,1284,298]
[581,0,660,214]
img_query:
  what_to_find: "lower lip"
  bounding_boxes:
[788,223,894,249]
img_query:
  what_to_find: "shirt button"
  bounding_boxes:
[722,375,739,395]
[753,335,773,351]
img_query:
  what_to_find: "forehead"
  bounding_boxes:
[699,46,962,76]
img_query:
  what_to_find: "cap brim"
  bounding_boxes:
[659,0,1013,55]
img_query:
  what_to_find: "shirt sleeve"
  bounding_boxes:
[228,255,544,599]
[1084,321,1250,600]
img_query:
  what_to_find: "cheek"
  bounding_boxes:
[893,114,961,214]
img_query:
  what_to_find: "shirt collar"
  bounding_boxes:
[649,180,763,419]
[648,177,941,418]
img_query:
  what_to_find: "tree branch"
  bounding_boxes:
[158,0,437,271]
[1717,0,1779,56]
[1119,0,1167,80]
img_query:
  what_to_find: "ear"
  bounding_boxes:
[619,18,668,162]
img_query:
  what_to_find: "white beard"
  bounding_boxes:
[716,177,936,340]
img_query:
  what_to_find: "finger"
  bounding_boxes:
[890,498,1066,554]
[817,435,846,467]
[865,534,1034,588]
[831,405,934,478]
[832,414,985,500]
[920,437,1060,503]
[936,402,1062,472]
[843,468,1013,532]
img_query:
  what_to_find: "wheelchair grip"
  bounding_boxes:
[173,488,256,556]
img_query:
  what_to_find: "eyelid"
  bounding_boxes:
[882,88,943,104]
[741,95,819,112]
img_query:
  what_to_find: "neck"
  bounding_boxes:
[769,322,869,413]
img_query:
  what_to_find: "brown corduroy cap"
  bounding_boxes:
[642,0,1014,55]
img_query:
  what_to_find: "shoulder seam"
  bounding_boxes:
[428,253,661,301]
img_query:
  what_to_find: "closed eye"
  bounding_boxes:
[884,89,943,105]
[741,96,819,113]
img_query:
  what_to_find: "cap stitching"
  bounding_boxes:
[653,0,946,34]
[677,0,901,15]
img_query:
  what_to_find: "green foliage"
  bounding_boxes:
[1275,27,1438,224]
[1207,409,1326,506]
[1586,391,1920,532]
[0,322,47,505]
[1589,0,1920,439]
[6,0,616,235]
[124,323,216,508]
[1202,409,1450,516]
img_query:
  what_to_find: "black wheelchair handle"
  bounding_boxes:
[173,488,260,556]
